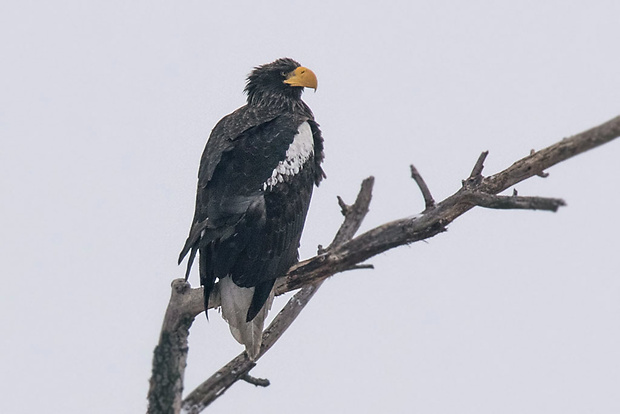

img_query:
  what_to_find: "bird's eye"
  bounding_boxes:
[280,71,287,77]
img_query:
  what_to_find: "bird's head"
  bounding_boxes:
[244,58,317,107]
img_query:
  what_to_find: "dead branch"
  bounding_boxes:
[410,164,435,211]
[147,114,620,414]
[280,114,620,292]
[241,374,270,387]
[462,191,566,211]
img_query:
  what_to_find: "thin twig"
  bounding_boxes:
[469,151,489,180]
[410,164,435,211]
[464,191,566,212]
[242,374,270,387]
[346,264,375,271]
[328,177,375,250]
[337,196,350,215]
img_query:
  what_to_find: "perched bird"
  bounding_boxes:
[179,58,324,359]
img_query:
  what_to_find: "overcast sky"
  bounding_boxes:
[1,1,619,413]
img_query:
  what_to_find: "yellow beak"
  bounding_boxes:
[283,66,318,90]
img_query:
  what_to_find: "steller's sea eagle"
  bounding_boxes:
[179,58,324,359]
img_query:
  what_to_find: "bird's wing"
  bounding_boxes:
[197,105,285,187]
[228,118,318,284]
[178,104,283,267]
[225,117,320,320]
[180,110,313,280]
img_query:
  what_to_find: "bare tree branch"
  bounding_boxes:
[462,191,565,212]
[241,374,270,387]
[147,280,196,414]
[327,177,375,250]
[410,164,435,211]
[468,150,489,182]
[147,114,620,414]
[279,114,620,292]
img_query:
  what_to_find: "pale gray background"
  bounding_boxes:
[1,1,619,413]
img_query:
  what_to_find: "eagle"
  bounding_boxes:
[179,58,324,359]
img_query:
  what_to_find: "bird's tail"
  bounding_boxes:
[219,277,274,360]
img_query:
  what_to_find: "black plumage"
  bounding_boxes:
[179,58,324,357]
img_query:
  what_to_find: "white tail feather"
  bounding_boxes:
[219,277,273,360]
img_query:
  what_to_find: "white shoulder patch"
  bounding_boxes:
[263,121,314,190]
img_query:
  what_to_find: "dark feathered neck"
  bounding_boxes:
[245,85,303,109]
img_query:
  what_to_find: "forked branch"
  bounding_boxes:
[147,114,620,414]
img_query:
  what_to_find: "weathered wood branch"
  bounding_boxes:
[147,114,620,414]
[462,191,565,211]
[410,164,435,212]
[147,280,197,414]
[280,114,620,291]
[241,373,270,387]
[326,177,375,250]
